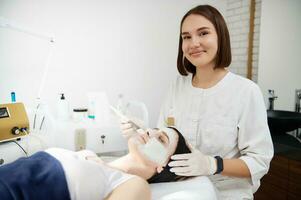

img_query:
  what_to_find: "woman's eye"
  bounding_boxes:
[158,137,166,144]
[182,36,191,40]
[199,31,209,36]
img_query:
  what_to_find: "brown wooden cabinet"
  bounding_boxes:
[254,153,301,200]
[288,159,301,198]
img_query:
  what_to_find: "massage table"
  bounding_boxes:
[150,176,219,200]
[97,155,219,200]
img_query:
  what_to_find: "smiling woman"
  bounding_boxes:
[120,4,274,199]
[181,15,218,69]
[177,5,231,76]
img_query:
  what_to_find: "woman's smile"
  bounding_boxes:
[189,50,206,57]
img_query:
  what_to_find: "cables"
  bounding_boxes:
[11,140,28,157]
[21,128,30,155]
[3,128,46,158]
[8,128,29,157]
[21,128,29,135]
[22,128,47,150]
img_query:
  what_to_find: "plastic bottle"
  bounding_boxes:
[11,92,16,103]
[57,93,69,120]
[116,94,127,114]
[167,108,175,126]
[87,97,95,120]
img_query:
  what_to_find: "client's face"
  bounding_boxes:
[128,129,179,168]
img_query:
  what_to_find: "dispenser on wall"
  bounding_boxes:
[57,93,70,121]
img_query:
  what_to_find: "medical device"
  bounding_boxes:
[110,105,145,131]
[0,103,29,142]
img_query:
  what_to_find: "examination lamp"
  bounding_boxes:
[0,16,55,132]
[0,16,55,100]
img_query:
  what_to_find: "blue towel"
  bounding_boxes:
[0,151,70,200]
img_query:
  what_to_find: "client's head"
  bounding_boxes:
[127,127,191,183]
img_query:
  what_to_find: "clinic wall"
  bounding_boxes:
[257,0,301,111]
[0,0,226,127]
[226,0,261,82]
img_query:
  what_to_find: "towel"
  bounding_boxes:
[0,151,70,200]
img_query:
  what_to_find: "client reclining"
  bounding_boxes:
[0,127,191,200]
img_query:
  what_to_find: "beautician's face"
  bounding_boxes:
[181,14,218,68]
[128,130,179,167]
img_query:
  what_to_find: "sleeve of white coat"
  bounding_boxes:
[237,83,274,186]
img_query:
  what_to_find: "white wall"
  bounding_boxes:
[258,0,301,111]
[0,0,226,127]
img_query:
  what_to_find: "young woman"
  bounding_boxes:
[121,5,274,199]
[0,127,191,200]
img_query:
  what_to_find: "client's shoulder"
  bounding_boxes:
[105,176,151,200]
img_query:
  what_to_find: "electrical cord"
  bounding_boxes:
[21,128,30,155]
[9,128,29,157]
[11,140,28,157]
[22,129,47,150]
[0,128,30,160]
[2,127,47,159]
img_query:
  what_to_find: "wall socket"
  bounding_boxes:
[75,128,86,151]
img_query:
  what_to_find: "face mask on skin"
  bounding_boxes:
[138,137,168,166]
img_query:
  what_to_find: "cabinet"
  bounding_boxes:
[0,120,128,166]
[288,159,301,199]
[254,153,301,199]
[54,120,128,154]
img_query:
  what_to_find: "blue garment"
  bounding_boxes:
[0,151,70,200]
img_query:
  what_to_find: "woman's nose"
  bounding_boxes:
[143,132,150,138]
[147,129,158,137]
[154,135,160,139]
[190,36,200,47]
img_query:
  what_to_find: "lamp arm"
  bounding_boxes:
[0,17,54,43]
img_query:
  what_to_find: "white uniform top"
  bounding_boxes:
[45,148,135,200]
[157,72,274,199]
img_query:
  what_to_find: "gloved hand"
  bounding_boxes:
[168,145,217,176]
[120,117,146,139]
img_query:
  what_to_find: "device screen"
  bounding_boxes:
[0,107,9,118]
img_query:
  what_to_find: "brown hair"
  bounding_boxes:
[177,5,232,75]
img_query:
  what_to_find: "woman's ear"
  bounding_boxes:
[156,166,164,173]
[185,140,196,152]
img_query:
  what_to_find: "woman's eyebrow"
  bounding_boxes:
[196,27,210,31]
[181,27,210,35]
[162,131,169,140]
